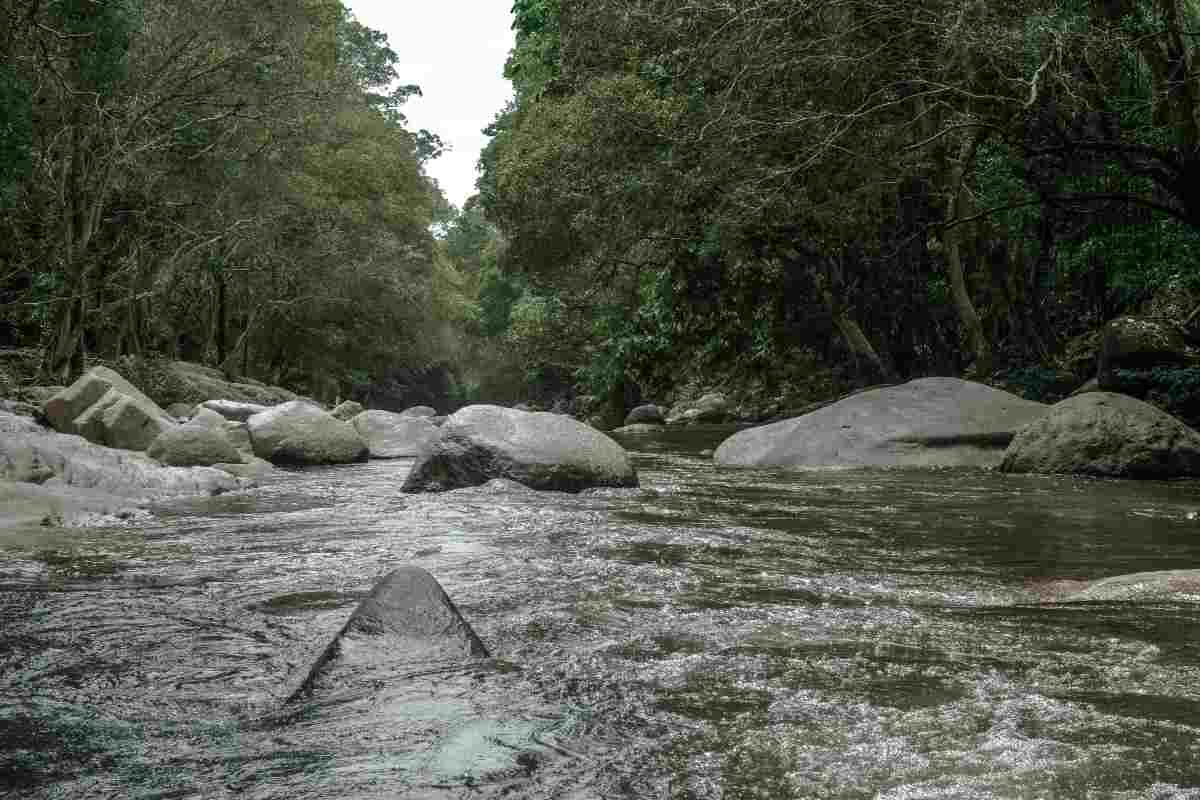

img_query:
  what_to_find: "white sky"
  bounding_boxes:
[344,1,516,210]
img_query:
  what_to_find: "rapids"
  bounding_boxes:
[3,426,1200,798]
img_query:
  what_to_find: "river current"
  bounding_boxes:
[3,426,1200,799]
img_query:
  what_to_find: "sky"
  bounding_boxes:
[344,1,516,211]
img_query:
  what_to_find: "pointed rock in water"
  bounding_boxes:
[287,566,487,703]
[402,404,638,492]
[714,377,1048,469]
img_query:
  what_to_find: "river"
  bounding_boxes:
[3,425,1200,799]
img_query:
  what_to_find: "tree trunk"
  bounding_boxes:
[942,128,993,377]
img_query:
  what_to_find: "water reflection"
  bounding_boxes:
[3,435,1200,798]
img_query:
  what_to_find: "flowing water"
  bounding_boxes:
[4,426,1200,799]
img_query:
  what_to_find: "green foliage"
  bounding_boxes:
[1109,367,1200,424]
[476,267,524,337]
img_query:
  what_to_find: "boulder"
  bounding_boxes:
[624,404,665,426]
[999,392,1200,478]
[147,415,243,467]
[715,377,1049,469]
[1063,569,1200,602]
[350,410,439,458]
[400,405,438,418]
[286,566,488,703]
[401,404,638,493]
[200,399,270,422]
[247,400,368,465]
[331,400,364,421]
[1,411,242,498]
[667,392,731,425]
[43,366,176,450]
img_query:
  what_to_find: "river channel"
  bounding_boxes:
[3,426,1200,799]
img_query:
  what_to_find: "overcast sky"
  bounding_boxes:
[344,1,515,211]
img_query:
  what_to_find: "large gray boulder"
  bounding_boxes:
[147,414,243,467]
[401,404,638,492]
[351,410,439,458]
[715,377,1049,469]
[1,411,241,498]
[43,366,176,450]
[999,392,1200,478]
[247,400,368,465]
[400,405,438,418]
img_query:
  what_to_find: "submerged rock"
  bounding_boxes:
[351,409,439,458]
[612,423,666,435]
[401,404,638,493]
[1063,569,1200,602]
[1000,392,1200,478]
[247,401,368,465]
[715,377,1048,469]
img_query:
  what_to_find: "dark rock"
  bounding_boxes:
[247,401,368,465]
[350,409,439,458]
[286,566,487,703]
[715,377,1048,469]
[667,392,731,425]
[624,404,665,426]
[402,404,638,493]
[1099,316,1192,389]
[999,391,1200,478]
[168,361,298,405]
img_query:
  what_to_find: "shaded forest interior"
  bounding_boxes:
[6,0,1200,421]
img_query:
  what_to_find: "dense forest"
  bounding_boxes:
[0,0,471,402]
[5,0,1200,419]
